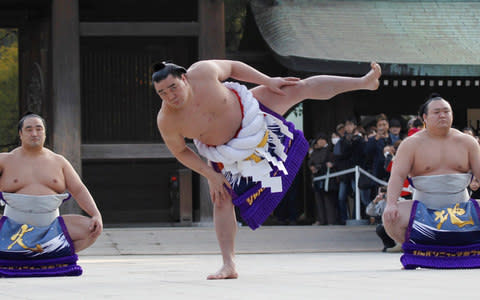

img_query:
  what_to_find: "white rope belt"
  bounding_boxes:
[194,82,293,193]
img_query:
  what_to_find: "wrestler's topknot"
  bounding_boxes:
[151,61,187,83]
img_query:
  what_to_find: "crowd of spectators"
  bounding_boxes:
[273,110,480,244]
[306,113,418,226]
[305,111,480,226]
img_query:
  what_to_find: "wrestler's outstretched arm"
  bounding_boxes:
[62,156,103,238]
[157,114,232,205]
[191,60,381,117]
[189,60,300,95]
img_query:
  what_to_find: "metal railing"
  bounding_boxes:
[313,166,410,221]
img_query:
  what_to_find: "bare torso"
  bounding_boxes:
[0,148,66,195]
[159,76,243,146]
[408,129,471,177]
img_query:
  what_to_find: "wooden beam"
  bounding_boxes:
[81,143,196,160]
[80,22,200,37]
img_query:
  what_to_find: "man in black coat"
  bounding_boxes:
[308,133,337,225]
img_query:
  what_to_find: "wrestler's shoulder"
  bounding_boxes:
[450,128,476,141]
[188,60,217,70]
[156,109,174,128]
[456,130,479,146]
[450,128,464,136]
[187,60,211,74]
[400,131,426,146]
[46,149,70,165]
[0,147,20,159]
[0,151,8,163]
[187,60,222,78]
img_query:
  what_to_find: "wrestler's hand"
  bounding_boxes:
[382,202,399,224]
[88,215,103,238]
[267,77,300,95]
[208,172,232,206]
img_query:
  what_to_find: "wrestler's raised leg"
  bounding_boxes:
[251,62,381,116]
[63,214,100,252]
[207,199,239,280]
[382,201,413,244]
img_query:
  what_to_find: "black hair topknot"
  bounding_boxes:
[151,61,187,83]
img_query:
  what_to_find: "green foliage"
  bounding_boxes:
[0,29,19,151]
[224,0,249,52]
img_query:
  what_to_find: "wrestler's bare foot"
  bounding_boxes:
[363,61,381,90]
[207,263,238,280]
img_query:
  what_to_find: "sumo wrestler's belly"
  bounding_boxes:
[193,107,243,146]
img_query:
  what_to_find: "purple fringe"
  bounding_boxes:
[232,104,308,230]
[401,255,480,270]
[0,254,83,277]
[0,264,83,277]
[401,242,480,269]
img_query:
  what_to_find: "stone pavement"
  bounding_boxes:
[0,225,477,299]
[80,224,383,256]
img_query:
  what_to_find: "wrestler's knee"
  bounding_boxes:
[214,197,234,210]
[382,203,412,243]
[62,214,98,241]
[382,219,403,243]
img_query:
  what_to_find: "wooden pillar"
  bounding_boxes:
[198,176,213,224]
[19,20,50,136]
[51,0,81,214]
[179,169,193,224]
[198,0,225,60]
[197,0,226,223]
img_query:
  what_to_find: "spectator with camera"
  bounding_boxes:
[334,118,366,224]
[366,186,402,252]
[365,113,394,182]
